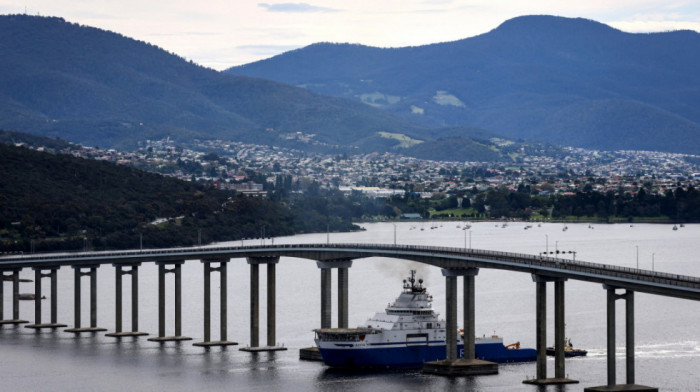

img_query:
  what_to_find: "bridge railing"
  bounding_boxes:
[2,242,699,290]
[317,243,700,289]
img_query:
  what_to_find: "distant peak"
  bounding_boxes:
[303,42,377,52]
[1,13,66,23]
[494,15,619,35]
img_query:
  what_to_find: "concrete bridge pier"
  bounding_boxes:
[265,261,285,350]
[195,259,237,347]
[148,261,192,342]
[321,267,331,327]
[26,267,66,329]
[523,275,578,385]
[423,268,498,376]
[65,265,107,333]
[106,263,148,337]
[240,256,286,352]
[317,259,352,329]
[300,259,352,361]
[338,266,349,328]
[463,272,477,359]
[585,286,657,392]
[0,269,28,325]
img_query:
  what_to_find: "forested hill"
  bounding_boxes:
[230,15,700,154]
[0,129,74,150]
[0,14,428,153]
[0,142,356,252]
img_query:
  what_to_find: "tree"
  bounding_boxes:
[202,152,219,161]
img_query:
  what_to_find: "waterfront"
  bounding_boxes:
[1,222,699,391]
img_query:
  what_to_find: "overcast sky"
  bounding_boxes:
[2,1,699,70]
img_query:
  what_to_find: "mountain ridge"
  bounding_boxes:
[229,15,700,154]
[0,14,431,153]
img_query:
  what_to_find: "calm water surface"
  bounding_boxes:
[1,222,699,391]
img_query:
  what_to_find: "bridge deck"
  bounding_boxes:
[2,243,699,300]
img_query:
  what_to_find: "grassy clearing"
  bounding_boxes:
[377,132,423,148]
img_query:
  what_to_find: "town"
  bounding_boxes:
[58,137,700,201]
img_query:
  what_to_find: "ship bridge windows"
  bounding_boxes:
[387,309,433,316]
[315,332,364,342]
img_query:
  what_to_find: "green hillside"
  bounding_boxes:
[0,141,356,252]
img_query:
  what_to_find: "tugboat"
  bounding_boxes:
[18,293,46,300]
[546,338,588,357]
[313,270,536,368]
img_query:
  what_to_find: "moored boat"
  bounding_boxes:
[314,270,536,368]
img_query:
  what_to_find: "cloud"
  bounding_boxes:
[610,19,700,33]
[258,2,339,13]
[236,44,305,56]
[145,31,220,38]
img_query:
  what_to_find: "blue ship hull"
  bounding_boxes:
[319,342,537,368]
[475,342,537,363]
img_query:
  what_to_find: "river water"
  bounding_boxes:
[1,222,699,391]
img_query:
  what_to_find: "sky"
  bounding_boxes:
[2,1,700,70]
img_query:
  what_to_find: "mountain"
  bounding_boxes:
[0,14,436,153]
[229,15,700,154]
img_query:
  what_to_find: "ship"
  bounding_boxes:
[313,270,536,368]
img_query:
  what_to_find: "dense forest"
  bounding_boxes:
[0,129,75,150]
[0,143,359,252]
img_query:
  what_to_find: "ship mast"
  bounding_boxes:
[403,270,425,293]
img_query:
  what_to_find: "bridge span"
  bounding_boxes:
[2,243,698,391]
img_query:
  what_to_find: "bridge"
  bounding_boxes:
[2,243,699,391]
